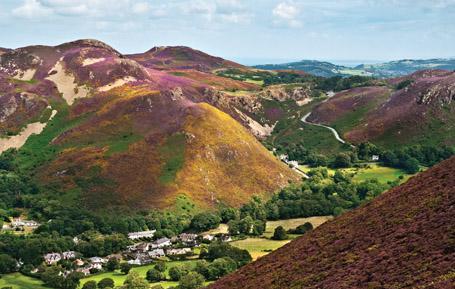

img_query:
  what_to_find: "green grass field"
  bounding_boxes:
[230,216,332,260]
[299,164,410,184]
[0,273,49,289]
[80,260,199,288]
[230,238,290,260]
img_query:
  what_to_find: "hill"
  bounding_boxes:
[0,39,299,212]
[127,46,244,72]
[210,156,455,289]
[308,70,455,147]
[254,58,455,78]
[254,60,368,77]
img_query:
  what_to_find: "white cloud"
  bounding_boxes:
[12,0,52,19]
[273,1,301,28]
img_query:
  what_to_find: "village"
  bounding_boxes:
[38,229,233,277]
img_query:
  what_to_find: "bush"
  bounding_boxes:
[169,265,191,281]
[271,226,288,240]
[105,258,119,271]
[98,278,115,289]
[203,243,252,266]
[82,281,97,289]
[287,222,313,234]
[178,272,205,289]
[146,268,165,282]
[120,263,132,275]
[154,261,166,272]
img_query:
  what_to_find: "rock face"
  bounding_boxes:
[210,156,455,289]
[0,39,299,211]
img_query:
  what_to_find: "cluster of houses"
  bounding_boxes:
[1,218,40,231]
[40,230,233,275]
[43,251,109,276]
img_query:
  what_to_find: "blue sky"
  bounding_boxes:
[1,0,454,65]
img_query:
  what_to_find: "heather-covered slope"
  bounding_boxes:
[0,39,299,211]
[308,70,455,147]
[210,156,455,289]
[127,46,244,72]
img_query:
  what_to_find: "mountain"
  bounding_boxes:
[357,58,455,78]
[308,70,455,147]
[0,39,299,211]
[210,156,455,289]
[254,58,455,78]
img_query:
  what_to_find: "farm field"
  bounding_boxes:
[230,238,290,260]
[231,216,332,260]
[299,164,411,184]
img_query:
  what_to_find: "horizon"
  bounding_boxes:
[1,0,454,63]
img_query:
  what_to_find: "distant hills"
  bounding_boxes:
[210,156,455,289]
[254,58,455,78]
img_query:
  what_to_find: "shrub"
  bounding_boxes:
[288,222,313,234]
[98,278,115,289]
[178,272,205,289]
[146,268,165,282]
[272,226,288,240]
[81,281,97,289]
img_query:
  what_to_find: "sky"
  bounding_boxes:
[0,0,454,65]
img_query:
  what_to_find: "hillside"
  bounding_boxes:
[308,70,455,147]
[0,39,299,211]
[210,156,455,289]
[255,58,455,78]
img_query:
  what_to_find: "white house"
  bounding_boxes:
[88,257,107,265]
[202,234,215,241]
[166,248,192,256]
[44,253,61,265]
[127,230,156,240]
[148,249,165,258]
[151,237,171,248]
[372,155,380,161]
[62,251,77,260]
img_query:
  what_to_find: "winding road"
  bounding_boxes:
[301,91,354,147]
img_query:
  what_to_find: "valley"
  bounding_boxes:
[0,39,454,289]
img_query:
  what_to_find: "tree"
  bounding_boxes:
[0,254,17,274]
[271,226,288,240]
[61,272,84,289]
[332,153,352,168]
[178,272,205,289]
[123,271,149,289]
[81,280,97,289]
[204,243,252,266]
[154,261,166,272]
[219,207,238,223]
[98,278,115,289]
[105,257,119,271]
[206,257,237,280]
[401,157,420,174]
[190,212,221,232]
[41,266,64,288]
[288,222,313,234]
[169,265,190,281]
[146,268,165,282]
[120,263,132,275]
